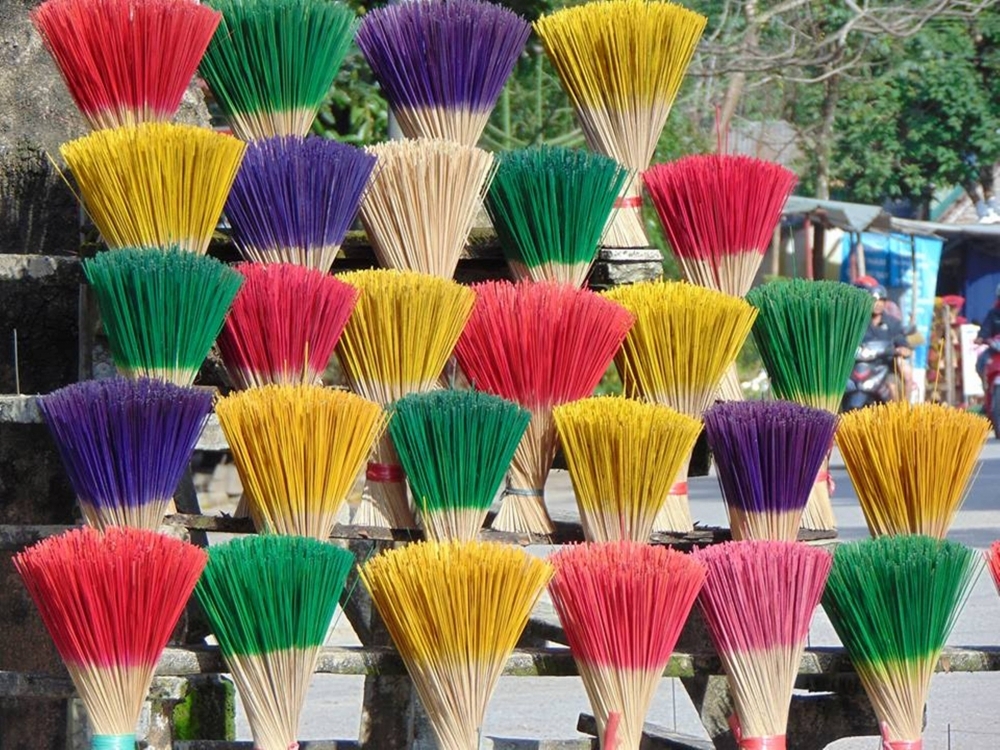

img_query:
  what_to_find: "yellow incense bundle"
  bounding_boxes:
[837,401,989,539]
[553,396,701,542]
[215,384,386,540]
[60,123,245,254]
[360,541,553,750]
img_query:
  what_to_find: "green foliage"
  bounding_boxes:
[745,279,873,412]
[823,535,979,667]
[195,535,354,657]
[388,390,531,514]
[83,248,243,382]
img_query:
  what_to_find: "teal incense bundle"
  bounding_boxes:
[823,536,980,749]
[195,535,354,750]
[199,0,358,140]
[484,145,629,287]
[83,247,243,386]
[388,390,530,541]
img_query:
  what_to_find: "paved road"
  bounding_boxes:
[231,442,1000,749]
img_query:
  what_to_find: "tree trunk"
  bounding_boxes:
[814,72,842,200]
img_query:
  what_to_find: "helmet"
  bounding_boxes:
[853,281,886,301]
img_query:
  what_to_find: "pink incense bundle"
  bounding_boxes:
[549,541,706,749]
[454,280,634,535]
[217,262,359,389]
[694,541,832,750]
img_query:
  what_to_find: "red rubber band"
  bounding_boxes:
[366,462,404,483]
[614,195,643,209]
[815,470,836,494]
[881,723,921,749]
[669,481,688,496]
[728,714,786,749]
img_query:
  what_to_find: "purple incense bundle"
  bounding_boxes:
[356,0,530,146]
[39,377,213,531]
[224,135,377,273]
[703,400,838,542]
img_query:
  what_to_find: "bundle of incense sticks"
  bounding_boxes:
[336,269,475,529]
[31,0,221,130]
[695,541,832,750]
[215,384,386,539]
[823,536,979,749]
[83,247,243,386]
[553,396,702,542]
[199,0,358,140]
[358,138,496,278]
[224,136,376,272]
[38,377,212,530]
[360,541,553,750]
[454,280,634,535]
[702,400,838,541]
[534,0,706,248]
[484,145,630,287]
[389,389,530,542]
[356,0,531,145]
[836,401,989,539]
[217,262,359,389]
[14,527,206,750]
[604,279,757,533]
[196,535,355,750]
[746,279,874,532]
[548,541,705,748]
[61,123,246,254]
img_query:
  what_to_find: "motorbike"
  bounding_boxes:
[841,338,896,412]
[981,337,1000,438]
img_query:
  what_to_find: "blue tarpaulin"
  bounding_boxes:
[842,233,944,370]
[962,249,1000,326]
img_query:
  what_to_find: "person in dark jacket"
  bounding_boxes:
[854,281,912,400]
[975,284,1000,387]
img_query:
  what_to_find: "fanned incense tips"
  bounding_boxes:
[702,401,838,542]
[225,136,376,272]
[823,536,979,749]
[336,269,475,529]
[200,0,358,140]
[388,390,530,542]
[215,384,386,539]
[485,146,630,287]
[38,377,212,530]
[356,0,530,145]
[746,280,874,414]
[695,541,832,750]
[359,138,496,278]
[84,247,243,386]
[549,541,705,750]
[534,0,706,248]
[195,535,354,750]
[360,541,553,750]
[836,401,989,539]
[217,262,360,389]
[14,527,206,746]
[553,397,701,542]
[644,154,797,296]
[455,280,634,535]
[61,123,245,254]
[603,280,756,533]
[31,0,221,130]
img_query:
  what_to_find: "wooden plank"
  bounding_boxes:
[578,714,714,750]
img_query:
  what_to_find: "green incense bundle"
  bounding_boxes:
[195,535,354,750]
[388,390,531,542]
[199,0,358,141]
[485,145,630,288]
[83,247,243,386]
[822,536,979,749]
[746,279,873,414]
